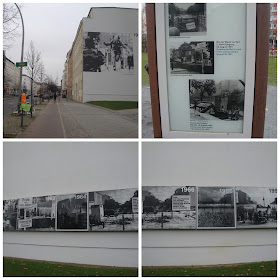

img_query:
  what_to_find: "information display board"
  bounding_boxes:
[155,3,256,138]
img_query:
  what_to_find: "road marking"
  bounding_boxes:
[57,101,66,138]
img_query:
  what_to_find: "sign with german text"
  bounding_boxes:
[172,195,191,211]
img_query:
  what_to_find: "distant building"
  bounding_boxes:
[269,3,277,56]
[64,7,138,103]
[3,54,20,95]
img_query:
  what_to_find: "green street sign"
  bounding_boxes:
[16,62,27,67]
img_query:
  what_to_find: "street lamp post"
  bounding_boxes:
[15,3,24,112]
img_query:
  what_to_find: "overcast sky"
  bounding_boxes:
[4,3,138,84]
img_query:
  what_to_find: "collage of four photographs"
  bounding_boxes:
[3,2,277,277]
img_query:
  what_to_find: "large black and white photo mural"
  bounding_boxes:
[56,193,88,230]
[142,186,197,229]
[198,187,235,228]
[89,188,138,231]
[236,187,277,228]
[83,32,135,74]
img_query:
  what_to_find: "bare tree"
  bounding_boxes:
[25,41,41,106]
[3,3,21,49]
[37,62,45,99]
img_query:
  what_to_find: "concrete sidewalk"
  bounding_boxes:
[58,99,138,138]
[20,100,65,138]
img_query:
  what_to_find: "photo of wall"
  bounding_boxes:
[142,186,197,229]
[169,3,207,36]
[189,79,245,123]
[3,199,18,231]
[89,188,138,231]
[236,187,277,228]
[170,41,214,74]
[198,187,235,228]
[57,193,88,230]
[83,32,135,74]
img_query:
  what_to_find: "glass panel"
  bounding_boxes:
[165,3,247,133]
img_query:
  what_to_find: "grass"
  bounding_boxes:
[142,53,150,86]
[88,101,138,110]
[268,56,277,86]
[4,257,138,277]
[142,261,277,277]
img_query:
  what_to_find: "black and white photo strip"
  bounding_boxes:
[4,142,138,273]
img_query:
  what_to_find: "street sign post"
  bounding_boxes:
[16,62,27,67]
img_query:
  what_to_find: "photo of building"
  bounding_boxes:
[169,3,206,36]
[3,199,18,231]
[198,187,235,228]
[236,187,277,228]
[170,41,214,74]
[142,186,197,229]
[57,193,88,230]
[89,188,138,231]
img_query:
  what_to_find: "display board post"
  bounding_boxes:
[146,3,162,138]
[146,3,270,138]
[252,3,270,138]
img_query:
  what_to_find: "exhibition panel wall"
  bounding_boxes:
[82,8,138,102]
[142,142,277,266]
[4,142,138,267]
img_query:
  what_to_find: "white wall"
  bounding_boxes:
[142,142,277,266]
[4,142,138,267]
[82,8,138,102]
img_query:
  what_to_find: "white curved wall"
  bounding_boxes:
[142,142,277,266]
[4,142,138,267]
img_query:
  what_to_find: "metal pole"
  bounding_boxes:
[15,3,24,112]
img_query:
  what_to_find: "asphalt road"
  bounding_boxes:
[3,96,41,115]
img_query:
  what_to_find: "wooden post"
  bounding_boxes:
[146,4,162,138]
[252,4,270,138]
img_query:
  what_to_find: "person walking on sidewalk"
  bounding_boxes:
[54,92,57,103]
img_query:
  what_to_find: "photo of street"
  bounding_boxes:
[3,199,18,230]
[189,79,245,127]
[89,188,138,231]
[236,187,277,228]
[142,186,197,229]
[170,41,214,74]
[84,32,135,74]
[169,3,206,36]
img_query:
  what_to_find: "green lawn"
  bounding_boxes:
[142,53,150,86]
[4,258,138,277]
[268,56,277,86]
[88,101,138,110]
[143,261,277,277]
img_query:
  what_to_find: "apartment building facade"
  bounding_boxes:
[65,7,138,103]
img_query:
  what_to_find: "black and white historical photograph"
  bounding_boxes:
[57,193,88,230]
[189,79,245,124]
[83,32,135,74]
[198,187,235,228]
[170,41,214,74]
[89,188,138,231]
[236,187,277,228]
[31,196,56,231]
[3,199,18,231]
[169,3,207,36]
[17,197,36,230]
[142,186,197,229]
